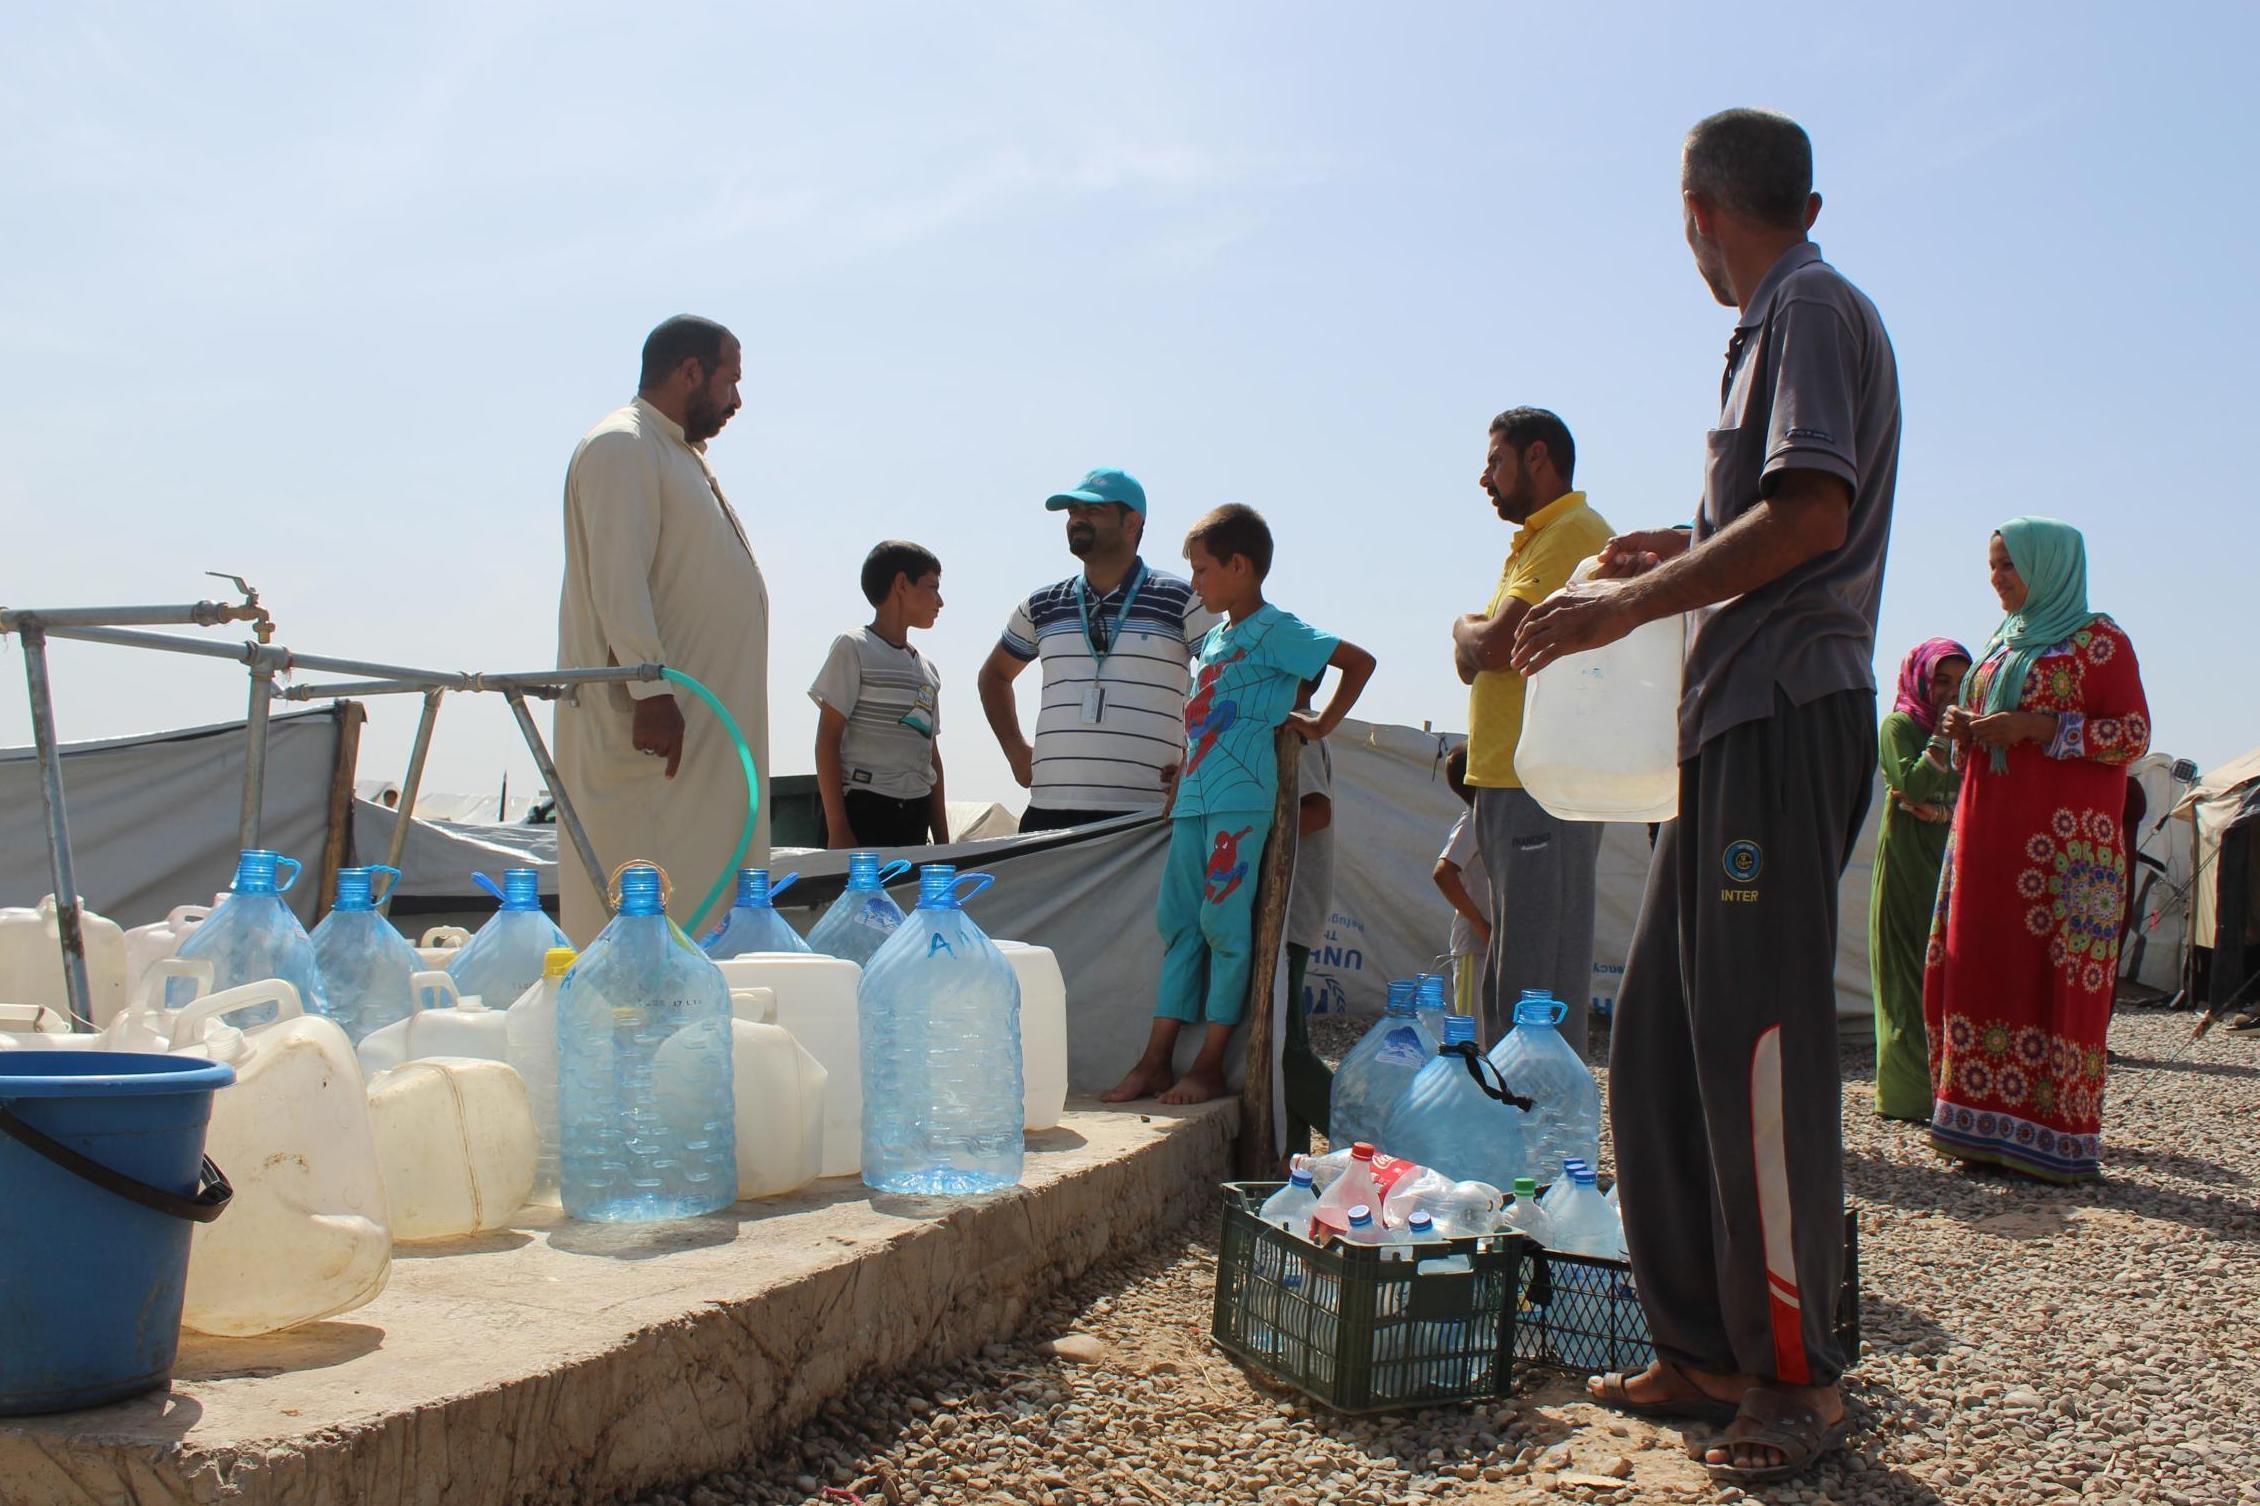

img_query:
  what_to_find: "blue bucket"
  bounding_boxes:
[0,1051,236,1415]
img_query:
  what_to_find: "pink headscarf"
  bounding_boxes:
[1893,637,1972,733]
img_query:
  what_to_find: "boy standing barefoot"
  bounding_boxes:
[1101,505,1375,1106]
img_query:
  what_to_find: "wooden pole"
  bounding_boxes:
[1235,728,1303,1178]
[314,700,366,923]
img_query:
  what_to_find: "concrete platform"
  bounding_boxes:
[0,1098,1237,1506]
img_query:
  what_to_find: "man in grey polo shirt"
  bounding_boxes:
[1514,109,1896,1481]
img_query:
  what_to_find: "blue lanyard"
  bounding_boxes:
[1075,562,1148,677]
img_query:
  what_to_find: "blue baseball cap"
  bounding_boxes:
[1045,467,1146,515]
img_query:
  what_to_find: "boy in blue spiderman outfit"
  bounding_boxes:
[1100,504,1375,1105]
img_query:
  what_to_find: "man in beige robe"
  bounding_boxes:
[554,315,771,944]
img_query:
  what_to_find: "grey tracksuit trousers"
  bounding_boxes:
[1612,689,1874,1387]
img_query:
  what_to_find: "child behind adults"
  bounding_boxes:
[1101,504,1376,1106]
[1433,744,1494,1014]
[809,541,950,849]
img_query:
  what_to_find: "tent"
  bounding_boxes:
[2169,747,2260,1006]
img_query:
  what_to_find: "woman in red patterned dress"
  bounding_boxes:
[1924,518,2150,1182]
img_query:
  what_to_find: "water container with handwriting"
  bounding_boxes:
[858,866,1022,1196]
[807,853,910,966]
[0,896,129,1030]
[1513,557,1684,824]
[171,851,327,1026]
[446,870,569,1011]
[715,954,863,1177]
[309,866,421,1045]
[168,980,391,1336]
[366,1057,538,1240]
[557,863,736,1222]
[701,868,811,957]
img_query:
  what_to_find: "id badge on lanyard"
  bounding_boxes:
[1076,564,1146,727]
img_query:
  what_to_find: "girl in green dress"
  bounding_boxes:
[1870,638,1971,1120]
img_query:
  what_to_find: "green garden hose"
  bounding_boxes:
[659,666,762,926]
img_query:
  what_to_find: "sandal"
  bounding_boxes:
[1700,1386,1849,1484]
[1587,1362,1742,1423]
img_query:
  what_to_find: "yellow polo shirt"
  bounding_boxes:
[1465,490,1614,788]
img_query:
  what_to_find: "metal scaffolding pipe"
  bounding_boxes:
[241,667,275,851]
[18,630,94,1031]
[507,690,610,913]
[376,689,446,915]
[0,600,267,634]
[275,665,661,702]
[32,622,275,666]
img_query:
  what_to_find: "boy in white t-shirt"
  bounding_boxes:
[810,541,948,849]
[1434,744,1493,1015]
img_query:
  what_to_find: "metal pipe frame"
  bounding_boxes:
[241,668,275,850]
[506,690,610,908]
[376,690,444,916]
[16,630,96,1031]
[0,600,268,634]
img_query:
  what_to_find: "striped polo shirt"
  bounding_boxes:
[1000,559,1217,813]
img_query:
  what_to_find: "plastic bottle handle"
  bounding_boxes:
[368,865,404,904]
[420,926,473,949]
[768,872,800,901]
[730,986,779,1025]
[273,855,302,893]
[875,860,913,886]
[1535,999,1567,1026]
[167,979,303,1048]
[411,970,462,1012]
[948,872,997,904]
[472,871,507,903]
[166,904,214,928]
[136,956,216,1013]
[0,1003,64,1033]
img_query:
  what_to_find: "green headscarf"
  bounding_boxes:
[1966,515,2101,770]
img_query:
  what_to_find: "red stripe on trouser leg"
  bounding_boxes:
[1749,1025,1811,1385]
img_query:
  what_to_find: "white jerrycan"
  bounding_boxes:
[122,903,213,1003]
[0,895,130,1030]
[101,957,217,1053]
[415,926,473,970]
[0,1002,107,1050]
[1513,556,1686,824]
[366,1058,538,1240]
[356,971,510,1074]
[994,941,1069,1131]
[169,979,392,1336]
[715,955,861,1177]
[723,987,828,1199]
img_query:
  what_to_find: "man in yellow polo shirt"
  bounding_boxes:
[1451,407,1613,1056]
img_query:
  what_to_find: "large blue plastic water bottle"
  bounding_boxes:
[701,868,812,957]
[1375,1014,1527,1190]
[171,849,327,1025]
[1412,972,1449,1051]
[308,865,420,1044]
[858,864,1023,1196]
[1487,991,1601,1183]
[1327,980,1430,1149]
[557,864,736,1222]
[446,869,570,1007]
[806,853,911,966]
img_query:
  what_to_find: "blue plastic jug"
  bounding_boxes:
[446,869,569,1008]
[1487,991,1600,1184]
[700,868,811,957]
[807,853,911,966]
[557,864,736,1222]
[1374,1014,1528,1190]
[858,865,1023,1196]
[1327,980,1430,1149]
[1412,972,1449,1051]
[308,866,421,1044]
[171,850,326,1026]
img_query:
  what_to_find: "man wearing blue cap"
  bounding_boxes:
[978,468,1218,832]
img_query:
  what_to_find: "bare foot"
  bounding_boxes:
[1704,1382,1844,1475]
[1098,1062,1175,1103]
[1158,1065,1228,1105]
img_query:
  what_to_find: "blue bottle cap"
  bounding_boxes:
[847,851,881,887]
[1442,1014,1477,1046]
[232,848,284,893]
[1347,1205,1373,1227]
[1408,1211,1434,1232]
[1414,974,1446,1011]
[1384,979,1417,1015]
[617,864,665,916]
[332,868,376,910]
[1289,1167,1313,1188]
[501,868,542,911]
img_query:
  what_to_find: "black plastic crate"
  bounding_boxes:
[1210,1181,1531,1414]
[1514,1207,1862,1376]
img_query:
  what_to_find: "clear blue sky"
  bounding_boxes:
[6,3,2254,815]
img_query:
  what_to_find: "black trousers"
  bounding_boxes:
[1612,689,1874,1388]
[1018,805,1132,835]
[825,789,932,849]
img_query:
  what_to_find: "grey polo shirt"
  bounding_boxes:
[1679,241,1901,758]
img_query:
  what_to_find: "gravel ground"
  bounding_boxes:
[630,1007,2260,1506]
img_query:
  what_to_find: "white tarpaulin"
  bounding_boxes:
[0,708,344,927]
